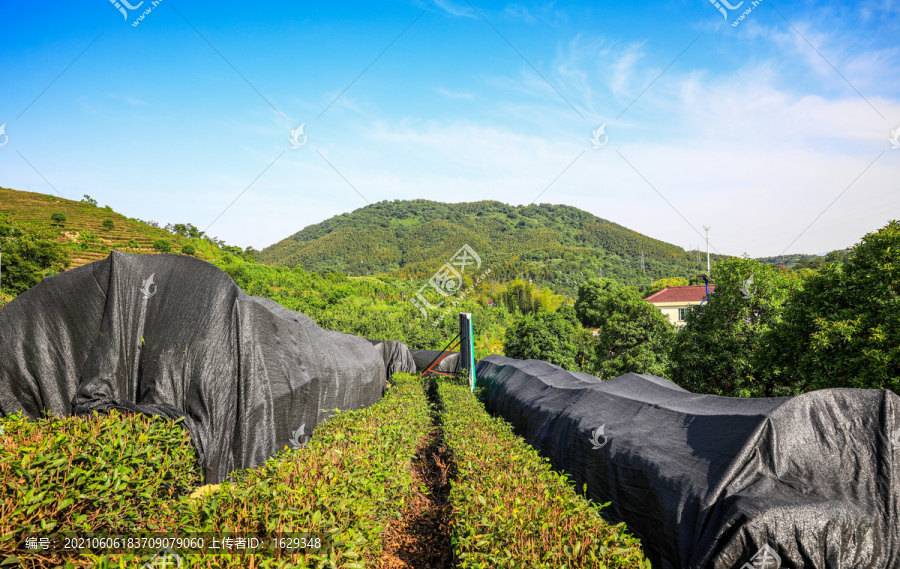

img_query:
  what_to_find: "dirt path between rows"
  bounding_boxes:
[381,381,454,568]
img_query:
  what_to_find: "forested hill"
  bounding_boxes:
[260,200,725,291]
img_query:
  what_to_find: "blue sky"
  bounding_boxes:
[1,0,899,257]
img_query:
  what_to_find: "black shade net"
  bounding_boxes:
[476,355,900,569]
[365,338,417,377]
[0,252,386,483]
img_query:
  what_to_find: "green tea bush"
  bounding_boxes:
[1,375,430,568]
[437,380,649,568]
[0,410,201,567]
[169,373,431,568]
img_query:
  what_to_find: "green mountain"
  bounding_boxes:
[260,200,724,295]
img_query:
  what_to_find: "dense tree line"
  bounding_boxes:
[503,221,900,398]
[258,199,725,296]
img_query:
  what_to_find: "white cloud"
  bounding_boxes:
[433,87,474,99]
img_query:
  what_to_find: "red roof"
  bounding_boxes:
[644,285,715,304]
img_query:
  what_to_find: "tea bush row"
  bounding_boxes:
[0,374,431,568]
[436,379,650,568]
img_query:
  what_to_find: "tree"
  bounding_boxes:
[102,219,114,230]
[503,309,579,370]
[757,221,900,394]
[646,277,689,297]
[152,240,172,252]
[0,218,70,296]
[50,213,66,226]
[574,278,621,327]
[81,195,98,206]
[668,257,799,397]
[575,278,675,378]
[181,243,196,256]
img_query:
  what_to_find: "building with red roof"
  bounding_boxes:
[644,285,715,328]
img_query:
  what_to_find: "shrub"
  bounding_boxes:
[152,240,171,252]
[438,379,648,568]
[0,218,70,295]
[503,309,579,371]
[668,257,799,397]
[576,278,675,379]
[757,220,900,395]
[78,230,101,250]
[128,238,140,248]
[181,244,196,256]
[102,219,114,230]
[0,410,201,566]
[1,375,432,567]
[50,213,66,226]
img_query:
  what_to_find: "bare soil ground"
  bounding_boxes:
[381,383,454,569]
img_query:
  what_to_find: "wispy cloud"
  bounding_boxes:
[434,87,474,99]
[107,93,147,106]
[433,0,476,18]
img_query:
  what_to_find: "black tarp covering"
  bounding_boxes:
[366,339,417,377]
[409,348,461,376]
[476,355,900,569]
[0,251,386,483]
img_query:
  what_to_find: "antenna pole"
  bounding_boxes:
[703,225,711,274]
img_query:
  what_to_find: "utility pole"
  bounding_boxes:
[703,225,711,274]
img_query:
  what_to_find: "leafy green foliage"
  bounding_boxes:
[0,218,70,296]
[668,257,800,397]
[576,279,674,378]
[101,219,114,231]
[81,195,98,207]
[1,375,431,567]
[503,309,580,370]
[181,244,196,256]
[0,410,201,566]
[260,200,724,296]
[165,223,206,240]
[646,277,688,297]
[485,279,565,314]
[437,379,648,568]
[50,213,66,226]
[757,221,900,394]
[152,240,171,253]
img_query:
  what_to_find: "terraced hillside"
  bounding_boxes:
[0,186,214,269]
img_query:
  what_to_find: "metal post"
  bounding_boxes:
[703,225,711,274]
[459,312,475,391]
